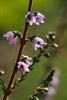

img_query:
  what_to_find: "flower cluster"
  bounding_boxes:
[25,11,45,25]
[17,55,32,73]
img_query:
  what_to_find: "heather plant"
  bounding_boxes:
[0,0,59,100]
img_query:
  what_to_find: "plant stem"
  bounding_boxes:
[3,0,32,100]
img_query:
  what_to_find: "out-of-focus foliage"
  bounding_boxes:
[0,0,67,100]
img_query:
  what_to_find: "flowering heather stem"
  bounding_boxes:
[3,0,32,100]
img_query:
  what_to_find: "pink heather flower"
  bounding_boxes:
[25,11,35,26]
[32,37,47,51]
[3,31,17,45]
[34,12,45,25]
[17,61,29,73]
[25,11,45,26]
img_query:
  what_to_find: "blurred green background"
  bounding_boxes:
[0,0,67,100]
